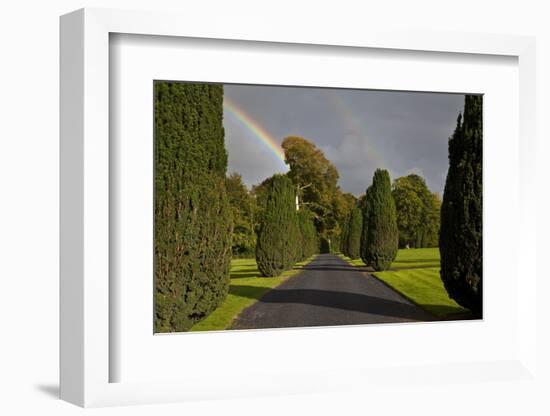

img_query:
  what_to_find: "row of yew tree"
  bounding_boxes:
[154,81,482,332]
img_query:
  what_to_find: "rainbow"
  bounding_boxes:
[223,97,288,169]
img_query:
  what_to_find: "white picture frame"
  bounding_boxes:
[60,7,537,408]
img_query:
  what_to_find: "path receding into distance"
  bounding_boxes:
[231,254,435,330]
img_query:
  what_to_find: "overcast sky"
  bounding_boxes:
[223,84,464,196]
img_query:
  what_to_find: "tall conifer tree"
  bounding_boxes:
[360,186,372,265]
[345,207,363,259]
[154,82,233,333]
[297,209,318,260]
[340,215,350,256]
[255,174,299,277]
[440,95,483,316]
[362,169,399,271]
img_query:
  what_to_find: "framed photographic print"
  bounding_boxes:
[151,80,478,335]
[60,8,537,407]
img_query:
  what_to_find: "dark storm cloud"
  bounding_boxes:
[223,84,464,196]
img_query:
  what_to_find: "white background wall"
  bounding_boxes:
[0,0,548,415]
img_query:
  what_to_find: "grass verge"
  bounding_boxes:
[340,248,471,319]
[191,257,314,331]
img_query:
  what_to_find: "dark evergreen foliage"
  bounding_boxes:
[319,238,330,254]
[439,95,483,316]
[255,174,300,276]
[154,81,233,333]
[297,209,318,260]
[360,185,372,265]
[345,207,363,259]
[330,234,341,254]
[340,215,350,256]
[362,169,399,271]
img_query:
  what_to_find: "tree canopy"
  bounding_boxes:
[226,172,256,258]
[282,136,357,251]
[392,174,441,248]
[282,136,339,233]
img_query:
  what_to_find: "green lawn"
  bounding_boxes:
[190,257,313,331]
[341,248,470,318]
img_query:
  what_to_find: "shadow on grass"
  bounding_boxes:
[393,258,439,263]
[389,265,440,271]
[391,259,440,269]
[229,270,260,279]
[231,266,308,280]
[342,260,439,272]
[229,283,274,299]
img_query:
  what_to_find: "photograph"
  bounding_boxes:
[153,81,482,333]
